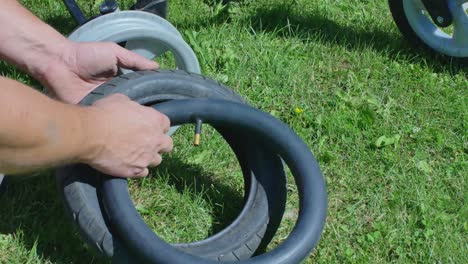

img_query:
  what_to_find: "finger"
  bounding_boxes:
[158,135,174,154]
[149,154,163,167]
[145,107,170,133]
[112,44,159,70]
[159,113,171,133]
[134,167,149,178]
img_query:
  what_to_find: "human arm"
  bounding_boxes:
[0,76,172,177]
[0,0,158,104]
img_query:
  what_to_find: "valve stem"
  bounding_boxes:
[194,119,203,146]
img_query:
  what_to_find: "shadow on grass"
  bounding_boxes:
[44,0,466,74]
[24,1,468,75]
[246,4,466,74]
[0,173,108,263]
[149,155,245,237]
[179,1,465,74]
[46,14,79,36]
[0,62,21,79]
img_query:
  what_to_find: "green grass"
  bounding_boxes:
[1,0,467,263]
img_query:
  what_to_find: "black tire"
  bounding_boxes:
[56,70,286,262]
[389,0,468,64]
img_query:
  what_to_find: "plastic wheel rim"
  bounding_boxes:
[404,0,468,57]
[68,11,201,73]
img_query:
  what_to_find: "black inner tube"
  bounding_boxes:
[57,70,288,261]
[102,99,328,264]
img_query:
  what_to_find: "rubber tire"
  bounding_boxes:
[389,0,468,64]
[56,70,286,262]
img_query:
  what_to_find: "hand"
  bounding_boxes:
[39,41,158,104]
[82,94,173,178]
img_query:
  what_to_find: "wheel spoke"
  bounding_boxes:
[451,2,468,47]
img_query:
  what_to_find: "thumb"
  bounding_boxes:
[113,44,159,70]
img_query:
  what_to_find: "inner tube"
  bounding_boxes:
[56,70,287,261]
[102,99,328,264]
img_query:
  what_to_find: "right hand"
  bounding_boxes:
[38,41,159,104]
[81,94,173,178]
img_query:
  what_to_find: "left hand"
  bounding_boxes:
[39,41,158,104]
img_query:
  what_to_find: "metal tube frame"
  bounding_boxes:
[62,0,87,25]
[62,0,159,25]
[63,0,452,28]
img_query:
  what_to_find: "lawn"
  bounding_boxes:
[0,0,466,263]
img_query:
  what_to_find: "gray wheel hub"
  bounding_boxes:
[68,11,201,73]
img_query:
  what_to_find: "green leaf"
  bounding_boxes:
[26,238,39,264]
[375,134,401,148]
[416,160,432,173]
[135,205,150,215]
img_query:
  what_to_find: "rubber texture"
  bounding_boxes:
[102,99,328,264]
[56,70,287,262]
[389,0,468,64]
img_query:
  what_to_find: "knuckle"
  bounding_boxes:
[156,135,173,153]
[141,153,153,165]
[152,140,162,151]
[110,93,129,101]
[116,93,130,100]
[161,113,170,126]
[128,168,138,178]
[132,167,148,177]
[153,111,170,128]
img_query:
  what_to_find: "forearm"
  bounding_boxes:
[0,0,71,80]
[0,77,92,174]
